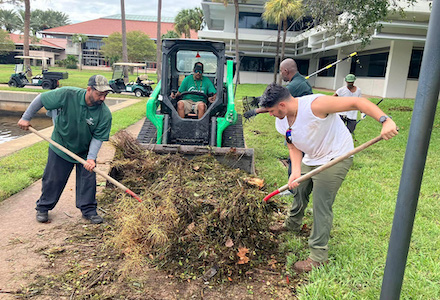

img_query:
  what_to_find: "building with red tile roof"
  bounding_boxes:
[4,33,67,66]
[40,15,197,67]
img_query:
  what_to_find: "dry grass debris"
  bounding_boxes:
[103,131,281,281]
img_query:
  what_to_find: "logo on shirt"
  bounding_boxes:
[86,117,95,126]
[188,86,205,93]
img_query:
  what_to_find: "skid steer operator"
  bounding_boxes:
[171,62,217,119]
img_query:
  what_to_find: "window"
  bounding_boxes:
[238,12,314,31]
[176,50,217,74]
[240,57,309,74]
[408,49,423,79]
[296,60,310,76]
[350,52,389,77]
[318,56,337,77]
[239,12,277,30]
[240,56,275,72]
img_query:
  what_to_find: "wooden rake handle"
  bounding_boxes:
[28,126,142,202]
[263,135,383,202]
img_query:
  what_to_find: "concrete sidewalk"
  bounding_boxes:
[0,118,145,296]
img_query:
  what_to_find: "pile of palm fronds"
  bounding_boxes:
[102,131,281,280]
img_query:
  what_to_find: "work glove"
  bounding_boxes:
[243,108,257,120]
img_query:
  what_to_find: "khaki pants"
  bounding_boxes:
[284,157,353,262]
[181,100,206,115]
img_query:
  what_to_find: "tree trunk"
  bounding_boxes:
[278,20,287,85]
[156,0,162,82]
[24,0,31,76]
[273,22,281,83]
[79,43,83,71]
[120,0,129,82]
[234,0,240,84]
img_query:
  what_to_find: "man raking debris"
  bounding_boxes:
[259,83,398,273]
[18,75,117,224]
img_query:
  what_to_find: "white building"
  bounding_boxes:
[199,0,433,98]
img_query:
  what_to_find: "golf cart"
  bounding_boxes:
[109,62,154,97]
[8,56,68,89]
[137,39,254,173]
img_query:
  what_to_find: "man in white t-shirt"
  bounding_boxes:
[333,74,361,133]
[260,83,398,274]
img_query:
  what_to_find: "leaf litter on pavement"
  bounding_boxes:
[18,130,301,299]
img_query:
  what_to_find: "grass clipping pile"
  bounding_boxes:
[103,131,280,281]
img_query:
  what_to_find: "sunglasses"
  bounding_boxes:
[286,128,292,144]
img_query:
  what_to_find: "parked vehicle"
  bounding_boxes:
[8,56,68,90]
[109,62,154,97]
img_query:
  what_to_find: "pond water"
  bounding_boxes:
[0,111,53,144]
[0,99,126,145]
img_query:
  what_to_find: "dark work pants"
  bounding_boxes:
[36,148,97,216]
[339,115,357,133]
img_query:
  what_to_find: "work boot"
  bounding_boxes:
[36,211,49,223]
[83,214,103,224]
[293,257,328,274]
[269,223,289,234]
[269,223,302,235]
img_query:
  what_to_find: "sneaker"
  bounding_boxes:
[83,214,103,224]
[36,211,49,223]
[293,257,328,274]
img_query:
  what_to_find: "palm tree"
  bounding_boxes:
[23,0,31,76]
[174,9,192,38]
[29,9,69,35]
[17,9,69,36]
[0,9,20,32]
[219,0,245,84]
[174,8,204,38]
[156,0,162,81]
[120,0,129,81]
[71,33,88,70]
[263,0,303,83]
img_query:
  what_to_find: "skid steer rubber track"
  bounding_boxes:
[222,114,245,148]
[137,118,157,144]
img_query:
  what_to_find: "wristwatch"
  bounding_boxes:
[379,115,391,124]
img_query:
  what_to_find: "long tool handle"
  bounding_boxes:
[28,126,142,202]
[263,135,383,202]
[305,52,357,80]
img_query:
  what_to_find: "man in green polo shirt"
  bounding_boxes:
[17,75,113,224]
[171,62,217,119]
[243,58,313,119]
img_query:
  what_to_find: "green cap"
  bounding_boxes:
[345,74,356,82]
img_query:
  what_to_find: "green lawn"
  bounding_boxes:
[236,85,440,299]
[0,64,158,96]
[0,76,439,298]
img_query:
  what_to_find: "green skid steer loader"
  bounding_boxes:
[137,39,254,173]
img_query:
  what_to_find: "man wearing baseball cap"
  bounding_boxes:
[333,74,362,133]
[18,75,113,224]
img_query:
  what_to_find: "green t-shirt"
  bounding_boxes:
[41,87,112,163]
[286,72,313,98]
[178,75,217,103]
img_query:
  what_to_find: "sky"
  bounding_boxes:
[2,0,203,24]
